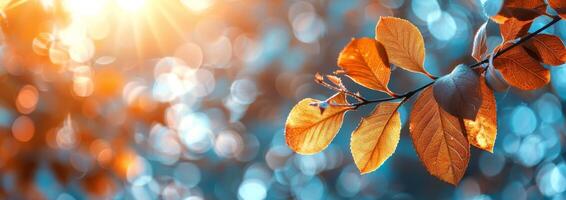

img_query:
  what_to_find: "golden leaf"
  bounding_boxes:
[493,45,550,90]
[375,17,433,78]
[471,22,488,62]
[409,87,470,185]
[464,76,497,152]
[500,18,532,42]
[351,102,401,174]
[285,93,350,154]
[337,38,394,95]
[524,34,566,66]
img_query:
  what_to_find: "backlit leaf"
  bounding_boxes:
[464,76,497,152]
[433,64,482,120]
[472,22,488,62]
[548,0,566,19]
[375,17,433,78]
[285,93,351,154]
[351,102,401,174]
[491,0,546,24]
[485,65,510,92]
[337,38,393,95]
[500,18,532,41]
[493,45,550,90]
[523,34,566,66]
[410,87,470,185]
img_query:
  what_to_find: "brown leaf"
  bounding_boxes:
[464,76,497,152]
[351,102,401,174]
[548,0,566,19]
[285,93,351,154]
[493,45,550,90]
[523,34,566,66]
[491,0,546,24]
[410,87,470,185]
[337,38,394,95]
[375,17,434,78]
[472,22,488,62]
[500,18,532,42]
[433,64,482,120]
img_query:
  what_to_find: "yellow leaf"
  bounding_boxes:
[285,93,350,154]
[375,16,433,78]
[493,45,550,90]
[409,87,470,185]
[337,38,394,95]
[351,102,401,174]
[464,76,497,152]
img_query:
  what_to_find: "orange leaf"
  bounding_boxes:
[375,17,433,78]
[493,45,550,90]
[500,18,532,41]
[410,87,470,185]
[471,22,488,62]
[433,64,482,120]
[464,76,497,152]
[285,93,350,154]
[337,38,394,95]
[524,34,566,66]
[548,0,566,19]
[491,0,546,24]
[351,102,401,174]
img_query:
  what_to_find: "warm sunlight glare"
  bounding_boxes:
[181,0,212,13]
[64,0,106,17]
[117,0,146,12]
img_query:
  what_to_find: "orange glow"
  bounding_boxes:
[12,115,35,142]
[16,85,39,114]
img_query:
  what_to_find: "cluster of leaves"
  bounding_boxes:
[285,1,566,185]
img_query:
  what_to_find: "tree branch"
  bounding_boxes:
[329,15,562,110]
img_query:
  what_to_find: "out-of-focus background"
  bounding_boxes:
[0,0,564,199]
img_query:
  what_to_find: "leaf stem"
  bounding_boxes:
[469,15,562,69]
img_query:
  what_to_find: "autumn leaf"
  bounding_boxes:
[492,45,550,90]
[491,0,546,24]
[433,64,482,120]
[410,87,470,185]
[375,17,434,78]
[548,0,566,19]
[285,93,351,154]
[485,65,510,92]
[523,34,566,66]
[500,18,532,42]
[464,76,497,152]
[472,22,488,62]
[351,102,401,174]
[337,38,394,95]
